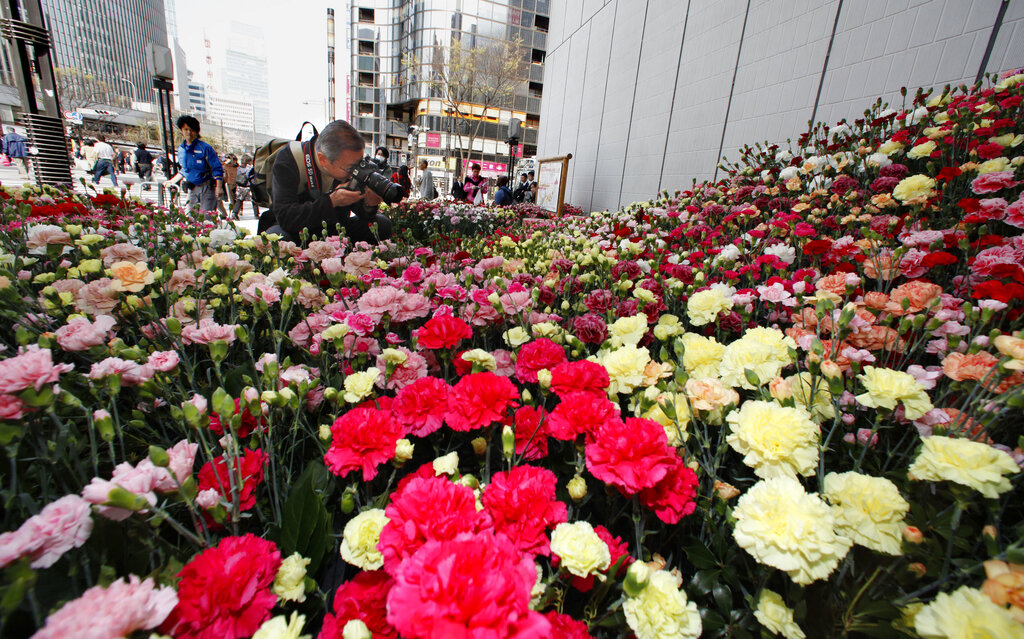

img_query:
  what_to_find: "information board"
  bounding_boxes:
[536,154,572,215]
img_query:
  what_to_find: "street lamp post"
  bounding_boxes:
[120,77,137,108]
[327,8,336,122]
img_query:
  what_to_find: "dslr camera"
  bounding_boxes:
[347,155,404,204]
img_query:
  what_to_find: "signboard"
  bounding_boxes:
[417,155,456,171]
[425,132,441,148]
[461,159,507,179]
[537,154,572,215]
[63,111,83,124]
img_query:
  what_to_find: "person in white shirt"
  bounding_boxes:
[416,159,436,200]
[92,134,118,186]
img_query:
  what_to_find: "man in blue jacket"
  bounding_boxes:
[167,115,224,213]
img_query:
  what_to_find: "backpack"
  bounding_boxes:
[250,122,319,207]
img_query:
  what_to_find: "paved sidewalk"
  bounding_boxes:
[0,162,261,234]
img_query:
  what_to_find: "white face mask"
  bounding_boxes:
[375,154,386,162]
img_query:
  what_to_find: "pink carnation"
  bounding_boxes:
[32,576,177,639]
[376,347,428,390]
[585,418,678,496]
[180,319,239,345]
[55,315,117,351]
[971,170,1019,194]
[88,357,153,385]
[147,350,180,372]
[0,345,74,394]
[0,495,93,569]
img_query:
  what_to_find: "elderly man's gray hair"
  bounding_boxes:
[314,120,365,162]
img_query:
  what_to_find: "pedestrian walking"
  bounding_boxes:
[92,134,118,186]
[1,127,30,177]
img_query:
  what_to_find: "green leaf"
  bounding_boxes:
[0,558,35,617]
[682,541,718,570]
[690,569,720,596]
[279,462,333,574]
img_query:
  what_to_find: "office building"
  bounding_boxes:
[206,91,255,133]
[187,77,206,118]
[38,0,168,109]
[348,0,549,178]
[221,22,272,135]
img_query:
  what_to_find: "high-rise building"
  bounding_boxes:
[206,91,255,133]
[348,0,548,179]
[187,76,206,118]
[221,22,271,135]
[38,0,169,109]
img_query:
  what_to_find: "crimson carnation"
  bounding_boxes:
[208,398,265,438]
[197,448,267,512]
[318,570,396,639]
[386,531,550,639]
[571,313,609,344]
[507,405,549,460]
[415,314,472,350]
[514,338,568,384]
[585,418,678,495]
[545,611,594,638]
[445,372,519,432]
[392,376,450,437]
[378,475,492,575]
[324,406,404,481]
[583,289,617,314]
[482,466,567,556]
[161,534,281,639]
[549,360,610,398]
[639,456,699,524]
[548,391,619,441]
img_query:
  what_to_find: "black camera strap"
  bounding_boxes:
[300,139,321,197]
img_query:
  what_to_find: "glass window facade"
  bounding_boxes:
[348,0,546,165]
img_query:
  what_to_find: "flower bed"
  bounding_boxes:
[1,71,1024,639]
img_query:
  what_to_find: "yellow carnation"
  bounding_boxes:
[754,589,806,639]
[686,287,733,326]
[460,348,497,372]
[596,345,650,395]
[877,140,904,156]
[914,586,1024,639]
[977,157,1011,174]
[623,569,702,639]
[252,612,310,639]
[719,328,796,390]
[892,174,937,202]
[726,400,820,478]
[343,367,380,404]
[641,391,691,446]
[679,332,726,379]
[549,521,611,578]
[907,140,937,159]
[340,508,389,570]
[272,553,310,602]
[503,326,531,347]
[908,436,1019,499]
[733,476,852,585]
[856,366,932,420]
[823,472,909,555]
[609,312,649,348]
[787,372,835,422]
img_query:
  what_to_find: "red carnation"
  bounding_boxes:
[161,534,281,639]
[386,531,550,639]
[639,456,699,524]
[507,405,549,460]
[392,376,450,437]
[549,360,610,398]
[544,611,594,639]
[445,372,519,432]
[324,406,404,481]
[973,280,1024,303]
[415,315,472,350]
[482,466,567,557]
[585,418,678,495]
[319,570,397,639]
[977,142,1005,160]
[378,475,492,575]
[515,338,568,384]
[936,166,962,181]
[197,448,267,512]
[208,398,266,438]
[548,391,619,441]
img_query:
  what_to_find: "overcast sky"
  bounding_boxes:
[173,0,349,137]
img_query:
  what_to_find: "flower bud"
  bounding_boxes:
[394,438,414,463]
[908,562,927,578]
[148,445,170,468]
[536,369,552,389]
[502,425,515,459]
[567,475,587,501]
[714,480,741,501]
[623,561,652,597]
[902,525,924,544]
[342,619,372,639]
[471,437,488,456]
[340,487,356,514]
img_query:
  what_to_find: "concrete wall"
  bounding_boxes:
[539,0,1024,212]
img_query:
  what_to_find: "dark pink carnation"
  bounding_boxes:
[445,372,519,432]
[549,360,610,398]
[571,313,609,345]
[638,456,699,524]
[393,376,450,437]
[324,406,405,480]
[585,418,678,495]
[548,391,619,441]
[482,466,567,556]
[386,531,550,639]
[514,338,568,384]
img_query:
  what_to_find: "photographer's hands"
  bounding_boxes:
[329,188,365,207]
